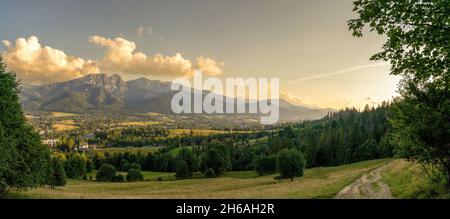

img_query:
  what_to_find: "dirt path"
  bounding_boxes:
[335,163,393,199]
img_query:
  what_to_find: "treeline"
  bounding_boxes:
[82,104,394,178]
[90,127,268,148]
[280,103,394,167]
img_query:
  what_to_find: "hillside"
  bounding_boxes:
[20,74,329,121]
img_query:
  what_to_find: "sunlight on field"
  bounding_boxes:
[51,112,78,117]
[146,112,162,116]
[52,120,79,131]
[17,159,390,199]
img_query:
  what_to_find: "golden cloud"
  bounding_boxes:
[1,36,99,83]
[1,35,225,83]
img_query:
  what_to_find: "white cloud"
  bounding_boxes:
[194,57,224,76]
[89,35,224,78]
[1,36,99,83]
[1,35,225,83]
[89,35,194,77]
[285,62,389,85]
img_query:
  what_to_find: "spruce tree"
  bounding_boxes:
[0,55,51,197]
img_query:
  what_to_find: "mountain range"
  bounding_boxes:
[20,74,329,121]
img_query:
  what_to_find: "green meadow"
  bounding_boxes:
[14,159,389,199]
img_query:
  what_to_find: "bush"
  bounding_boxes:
[120,159,130,172]
[255,155,277,176]
[113,174,125,182]
[96,164,117,181]
[175,161,191,179]
[126,169,144,182]
[205,168,216,178]
[86,159,95,172]
[277,148,306,181]
[131,162,142,171]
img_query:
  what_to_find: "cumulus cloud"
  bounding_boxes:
[1,35,224,83]
[194,57,224,76]
[89,35,224,78]
[89,35,194,77]
[1,36,99,83]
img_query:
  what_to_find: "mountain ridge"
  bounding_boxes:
[20,73,329,121]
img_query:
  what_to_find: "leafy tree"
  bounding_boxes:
[131,162,142,171]
[113,174,125,182]
[64,154,86,178]
[277,149,306,181]
[175,161,190,179]
[349,0,450,185]
[126,169,144,182]
[202,144,231,176]
[255,155,277,176]
[0,56,51,197]
[96,164,117,181]
[204,168,216,178]
[120,159,130,172]
[48,157,67,188]
[86,158,95,172]
[178,147,198,174]
[92,152,106,169]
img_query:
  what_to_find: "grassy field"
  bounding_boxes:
[51,112,78,117]
[52,120,80,131]
[15,159,390,199]
[381,159,450,199]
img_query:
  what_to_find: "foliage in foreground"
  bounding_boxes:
[0,56,52,197]
[349,0,450,185]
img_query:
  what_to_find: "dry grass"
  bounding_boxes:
[17,159,390,199]
[52,120,79,131]
[51,112,78,117]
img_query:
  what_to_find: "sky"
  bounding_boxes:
[0,0,401,109]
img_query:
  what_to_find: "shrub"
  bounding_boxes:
[131,162,142,171]
[120,159,130,172]
[126,169,144,182]
[205,168,216,178]
[96,164,117,181]
[113,174,125,182]
[86,159,95,172]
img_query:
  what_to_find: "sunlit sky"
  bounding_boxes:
[0,0,400,109]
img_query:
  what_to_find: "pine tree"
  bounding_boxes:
[0,55,51,197]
